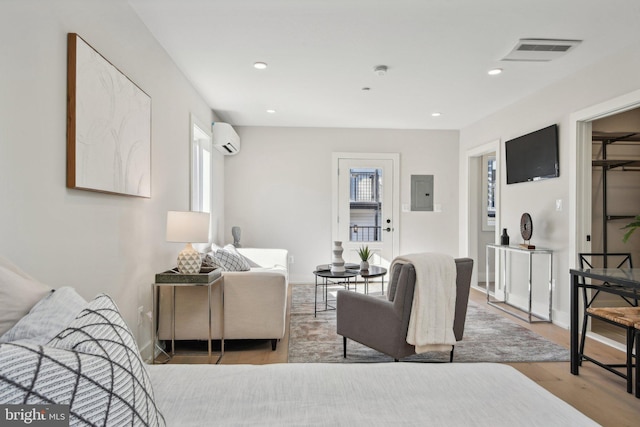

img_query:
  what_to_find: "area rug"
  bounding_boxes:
[288,284,570,363]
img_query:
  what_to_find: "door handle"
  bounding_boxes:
[385,227,391,232]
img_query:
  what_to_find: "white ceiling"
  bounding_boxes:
[128,0,640,130]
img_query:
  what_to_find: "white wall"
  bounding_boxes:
[0,0,222,356]
[224,127,460,283]
[459,41,640,327]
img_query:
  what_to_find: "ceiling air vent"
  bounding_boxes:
[501,38,582,62]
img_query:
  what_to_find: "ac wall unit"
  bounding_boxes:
[212,122,240,155]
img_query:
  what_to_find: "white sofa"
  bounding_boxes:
[157,248,288,350]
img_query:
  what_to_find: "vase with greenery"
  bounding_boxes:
[358,245,372,270]
[622,215,640,243]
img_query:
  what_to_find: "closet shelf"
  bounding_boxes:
[592,131,640,143]
[592,159,640,169]
[606,215,637,221]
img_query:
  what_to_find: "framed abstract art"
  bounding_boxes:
[67,33,151,198]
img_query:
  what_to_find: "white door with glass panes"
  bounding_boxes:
[333,154,399,268]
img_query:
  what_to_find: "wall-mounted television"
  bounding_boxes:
[505,124,559,184]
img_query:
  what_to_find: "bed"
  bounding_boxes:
[0,258,598,426]
[147,362,597,426]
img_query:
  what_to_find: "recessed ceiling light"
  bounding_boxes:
[488,68,503,76]
[431,112,442,117]
[266,109,276,114]
[254,62,268,70]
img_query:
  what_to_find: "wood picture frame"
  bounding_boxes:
[67,33,151,198]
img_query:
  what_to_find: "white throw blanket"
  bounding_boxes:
[391,253,457,354]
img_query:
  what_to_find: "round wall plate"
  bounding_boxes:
[520,213,533,241]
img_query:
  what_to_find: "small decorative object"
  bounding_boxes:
[166,211,210,274]
[622,215,640,242]
[331,241,345,273]
[500,228,510,246]
[358,245,372,270]
[519,213,535,249]
[232,226,241,247]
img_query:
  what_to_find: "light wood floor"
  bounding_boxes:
[167,285,640,427]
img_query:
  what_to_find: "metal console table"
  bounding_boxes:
[486,244,553,323]
[152,268,224,364]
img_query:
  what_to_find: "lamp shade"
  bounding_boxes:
[166,211,210,243]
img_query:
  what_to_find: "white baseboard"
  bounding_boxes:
[477,272,495,283]
[586,331,626,352]
[139,339,152,363]
[551,310,569,329]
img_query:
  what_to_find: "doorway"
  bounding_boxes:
[572,88,640,349]
[585,107,640,344]
[332,153,399,267]
[464,140,500,291]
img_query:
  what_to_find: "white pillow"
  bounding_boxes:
[0,342,165,426]
[213,245,250,271]
[1,294,165,426]
[223,243,241,253]
[223,244,251,262]
[0,286,87,344]
[0,263,51,337]
[203,252,223,269]
[0,256,39,280]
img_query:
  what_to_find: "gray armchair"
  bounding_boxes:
[336,258,473,362]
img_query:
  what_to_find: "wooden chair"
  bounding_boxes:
[578,253,639,393]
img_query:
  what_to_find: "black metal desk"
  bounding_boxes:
[570,268,640,377]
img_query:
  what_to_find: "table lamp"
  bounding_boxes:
[166,210,210,274]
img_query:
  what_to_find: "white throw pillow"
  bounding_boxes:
[214,246,251,271]
[0,294,165,426]
[0,256,39,280]
[0,286,87,344]
[223,244,254,266]
[0,262,51,337]
[202,251,223,269]
[0,342,165,426]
